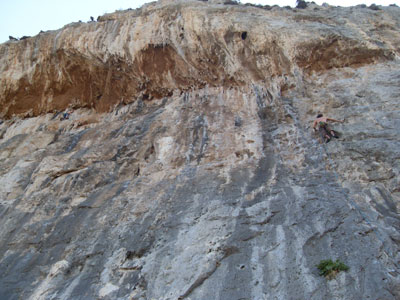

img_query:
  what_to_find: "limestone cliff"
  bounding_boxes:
[0,1,400,299]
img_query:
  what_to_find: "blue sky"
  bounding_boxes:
[0,0,399,44]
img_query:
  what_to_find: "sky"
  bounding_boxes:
[0,0,399,44]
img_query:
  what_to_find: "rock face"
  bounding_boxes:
[0,1,400,299]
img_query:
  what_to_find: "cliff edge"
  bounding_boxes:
[0,1,400,299]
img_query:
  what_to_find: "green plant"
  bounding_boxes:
[317,259,349,279]
[296,0,308,9]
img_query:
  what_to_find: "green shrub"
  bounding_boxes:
[317,259,349,279]
[296,0,308,9]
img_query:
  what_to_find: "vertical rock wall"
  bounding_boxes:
[0,1,399,299]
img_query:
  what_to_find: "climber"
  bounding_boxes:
[61,112,70,121]
[60,109,73,121]
[313,114,344,143]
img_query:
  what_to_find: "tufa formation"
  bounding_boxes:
[0,0,400,299]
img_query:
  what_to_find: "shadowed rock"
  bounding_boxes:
[0,1,399,299]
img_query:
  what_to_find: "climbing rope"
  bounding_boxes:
[321,142,399,269]
[281,97,399,270]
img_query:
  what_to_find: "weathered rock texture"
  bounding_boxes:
[0,1,400,299]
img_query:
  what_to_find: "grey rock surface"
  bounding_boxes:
[0,1,399,300]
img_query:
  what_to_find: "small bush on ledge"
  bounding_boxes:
[317,259,349,279]
[296,0,308,9]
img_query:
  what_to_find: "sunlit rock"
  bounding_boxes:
[0,1,399,299]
